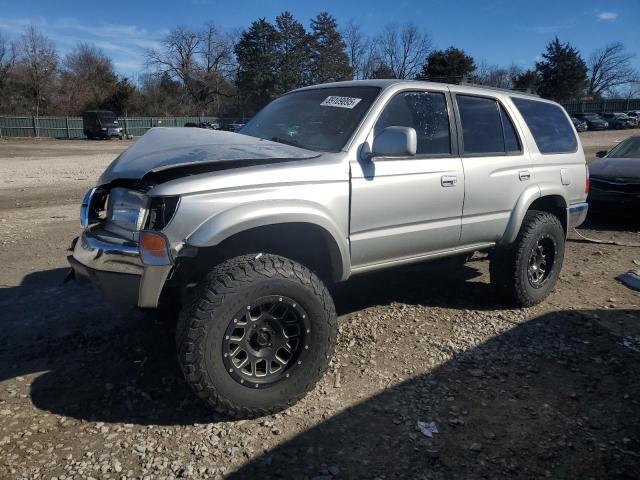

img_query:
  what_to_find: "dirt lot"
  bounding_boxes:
[0,132,639,479]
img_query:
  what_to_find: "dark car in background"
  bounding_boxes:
[222,122,245,132]
[184,121,221,130]
[601,112,635,129]
[588,135,640,213]
[571,117,588,132]
[574,112,609,130]
[82,110,123,139]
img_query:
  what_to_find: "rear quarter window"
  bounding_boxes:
[511,98,577,154]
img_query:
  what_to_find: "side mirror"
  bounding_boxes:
[596,150,607,158]
[370,126,417,158]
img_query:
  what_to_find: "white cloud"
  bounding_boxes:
[0,16,164,76]
[598,11,617,21]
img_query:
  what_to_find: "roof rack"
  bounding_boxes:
[422,75,539,97]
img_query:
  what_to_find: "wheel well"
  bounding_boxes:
[528,195,567,235]
[174,223,343,287]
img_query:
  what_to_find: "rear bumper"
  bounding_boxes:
[68,227,172,308]
[567,202,589,229]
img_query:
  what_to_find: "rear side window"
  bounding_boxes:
[455,95,522,155]
[499,104,521,153]
[456,95,504,154]
[511,98,577,154]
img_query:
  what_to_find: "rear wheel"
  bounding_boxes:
[490,210,565,307]
[176,254,337,418]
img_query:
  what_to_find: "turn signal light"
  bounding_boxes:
[140,232,172,265]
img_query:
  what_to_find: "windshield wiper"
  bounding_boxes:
[270,136,303,149]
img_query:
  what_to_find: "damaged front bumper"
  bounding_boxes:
[68,227,172,308]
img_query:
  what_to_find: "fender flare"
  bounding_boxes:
[500,183,569,245]
[186,200,351,281]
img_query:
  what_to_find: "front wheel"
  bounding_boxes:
[176,254,337,418]
[490,210,565,307]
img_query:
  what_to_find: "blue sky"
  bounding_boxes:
[1,0,638,78]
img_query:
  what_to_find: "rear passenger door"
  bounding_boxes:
[453,93,532,245]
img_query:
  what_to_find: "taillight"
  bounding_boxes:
[585,164,590,194]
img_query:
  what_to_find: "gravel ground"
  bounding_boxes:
[0,132,639,479]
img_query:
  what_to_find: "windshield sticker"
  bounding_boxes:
[320,96,362,109]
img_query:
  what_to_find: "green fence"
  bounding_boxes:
[0,116,238,138]
[562,98,640,115]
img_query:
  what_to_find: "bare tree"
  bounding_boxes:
[0,32,16,91]
[473,62,522,88]
[588,42,639,98]
[14,25,58,118]
[60,42,117,114]
[342,20,367,80]
[374,23,432,79]
[145,23,235,114]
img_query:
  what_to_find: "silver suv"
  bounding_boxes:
[68,80,588,417]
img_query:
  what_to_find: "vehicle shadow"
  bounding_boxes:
[332,255,498,315]
[4,258,497,426]
[228,308,640,479]
[4,268,640,477]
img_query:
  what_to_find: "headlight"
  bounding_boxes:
[107,188,148,231]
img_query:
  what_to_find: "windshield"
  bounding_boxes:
[607,137,640,158]
[240,86,380,152]
[99,114,118,125]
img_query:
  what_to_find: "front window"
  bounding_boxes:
[375,91,451,155]
[240,87,380,152]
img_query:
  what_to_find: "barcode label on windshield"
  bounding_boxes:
[320,96,362,109]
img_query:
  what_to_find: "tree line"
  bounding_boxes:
[0,11,638,118]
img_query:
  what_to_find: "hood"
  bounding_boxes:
[99,127,319,184]
[589,157,640,181]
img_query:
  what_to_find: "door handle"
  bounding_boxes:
[441,175,457,187]
[519,170,531,181]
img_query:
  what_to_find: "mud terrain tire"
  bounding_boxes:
[490,210,565,307]
[176,254,337,418]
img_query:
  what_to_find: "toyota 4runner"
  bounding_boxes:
[68,80,589,417]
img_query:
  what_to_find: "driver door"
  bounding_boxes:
[349,89,464,269]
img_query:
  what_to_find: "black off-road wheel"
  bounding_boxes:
[490,210,565,307]
[176,254,337,418]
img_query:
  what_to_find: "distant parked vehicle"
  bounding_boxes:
[571,117,588,132]
[82,110,123,139]
[601,112,635,129]
[573,113,608,130]
[184,121,221,130]
[222,123,245,132]
[588,135,640,213]
[626,110,640,127]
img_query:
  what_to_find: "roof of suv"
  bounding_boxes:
[294,79,541,101]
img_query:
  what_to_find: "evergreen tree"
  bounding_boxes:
[416,47,475,82]
[309,12,352,84]
[512,69,539,93]
[275,11,310,94]
[234,19,279,115]
[536,37,588,102]
[371,64,396,79]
